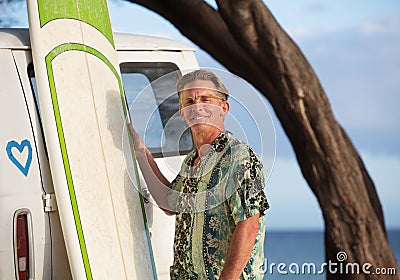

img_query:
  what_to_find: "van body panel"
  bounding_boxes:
[13,49,73,279]
[0,48,49,279]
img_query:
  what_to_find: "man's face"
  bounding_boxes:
[179,80,229,133]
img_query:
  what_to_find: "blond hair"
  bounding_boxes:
[176,70,229,100]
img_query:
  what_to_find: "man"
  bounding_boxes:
[129,70,269,279]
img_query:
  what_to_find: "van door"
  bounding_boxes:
[119,53,195,279]
[11,50,72,279]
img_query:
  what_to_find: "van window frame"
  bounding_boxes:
[120,62,193,158]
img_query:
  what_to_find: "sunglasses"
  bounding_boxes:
[180,94,226,108]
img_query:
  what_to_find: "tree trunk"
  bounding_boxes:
[127,0,398,278]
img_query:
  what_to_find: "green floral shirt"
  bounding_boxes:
[168,131,269,280]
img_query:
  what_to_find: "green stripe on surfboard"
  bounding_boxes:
[37,0,114,47]
[45,43,158,280]
[45,43,93,280]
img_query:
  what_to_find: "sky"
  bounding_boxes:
[4,0,399,230]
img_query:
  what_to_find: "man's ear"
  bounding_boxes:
[221,101,230,116]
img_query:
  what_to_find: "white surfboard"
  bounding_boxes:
[27,0,157,279]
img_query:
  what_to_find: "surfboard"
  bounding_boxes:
[27,0,157,279]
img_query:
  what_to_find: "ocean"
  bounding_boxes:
[263,229,399,279]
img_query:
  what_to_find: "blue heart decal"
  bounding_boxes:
[6,139,33,177]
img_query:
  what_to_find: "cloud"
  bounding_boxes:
[0,0,27,27]
[361,15,400,36]
[304,3,329,13]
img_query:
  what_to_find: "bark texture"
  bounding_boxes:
[126,0,398,278]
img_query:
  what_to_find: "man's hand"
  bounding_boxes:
[219,213,260,280]
[127,122,174,215]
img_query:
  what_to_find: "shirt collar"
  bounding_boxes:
[190,130,231,159]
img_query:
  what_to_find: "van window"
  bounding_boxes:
[120,62,193,157]
[28,65,40,118]
[28,64,49,160]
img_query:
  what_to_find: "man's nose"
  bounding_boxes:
[191,102,205,110]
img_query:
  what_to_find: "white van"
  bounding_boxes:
[0,28,198,280]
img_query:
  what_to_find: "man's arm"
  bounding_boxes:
[219,213,260,280]
[128,123,174,215]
